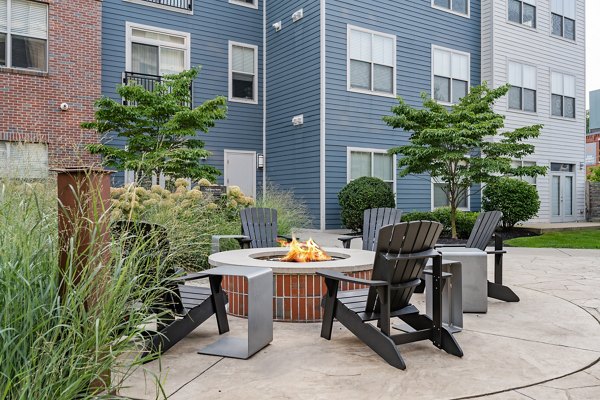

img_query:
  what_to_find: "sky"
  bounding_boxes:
[587,0,600,104]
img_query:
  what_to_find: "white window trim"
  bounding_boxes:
[346,147,397,195]
[511,159,538,187]
[430,178,471,211]
[505,0,537,30]
[431,0,470,18]
[549,0,576,42]
[228,40,259,104]
[122,0,193,15]
[431,45,471,106]
[229,0,258,9]
[346,24,397,99]
[506,59,537,114]
[550,69,577,120]
[125,22,191,74]
[1,0,49,72]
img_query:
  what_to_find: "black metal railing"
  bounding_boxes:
[122,71,193,108]
[140,0,192,11]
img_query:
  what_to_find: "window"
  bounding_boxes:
[347,26,396,96]
[432,181,468,209]
[127,24,189,77]
[508,62,536,112]
[348,148,395,192]
[432,0,468,16]
[229,41,258,103]
[432,46,469,104]
[551,0,575,40]
[229,0,257,9]
[0,141,48,179]
[0,0,48,71]
[551,72,576,118]
[508,0,536,28]
[511,160,537,186]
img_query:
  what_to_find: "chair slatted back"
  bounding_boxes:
[366,221,443,313]
[362,208,403,251]
[465,211,502,251]
[240,208,279,248]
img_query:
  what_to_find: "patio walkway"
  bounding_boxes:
[121,235,600,400]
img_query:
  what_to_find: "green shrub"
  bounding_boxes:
[255,182,312,235]
[338,177,396,232]
[402,207,479,239]
[483,177,540,228]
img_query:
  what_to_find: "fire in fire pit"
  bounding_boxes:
[276,237,332,262]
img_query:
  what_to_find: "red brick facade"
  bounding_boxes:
[0,0,102,168]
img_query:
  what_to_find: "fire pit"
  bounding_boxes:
[208,243,374,322]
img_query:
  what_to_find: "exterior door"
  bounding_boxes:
[550,163,575,222]
[224,150,256,199]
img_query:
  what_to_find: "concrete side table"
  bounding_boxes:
[198,266,273,359]
[437,247,488,313]
[425,259,463,333]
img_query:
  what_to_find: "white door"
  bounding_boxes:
[224,150,256,198]
[550,163,575,222]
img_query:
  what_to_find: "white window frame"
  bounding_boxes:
[229,0,258,9]
[430,178,470,211]
[122,0,193,15]
[550,0,576,41]
[431,45,471,106]
[125,22,191,75]
[431,0,470,18]
[228,41,259,104]
[511,160,538,187]
[0,0,49,72]
[550,70,577,119]
[506,60,537,113]
[347,147,397,194]
[346,25,397,98]
[506,0,537,29]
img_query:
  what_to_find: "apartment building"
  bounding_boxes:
[101,0,585,228]
[0,0,102,177]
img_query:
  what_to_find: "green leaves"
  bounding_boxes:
[82,67,227,184]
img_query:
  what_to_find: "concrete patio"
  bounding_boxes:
[121,232,600,400]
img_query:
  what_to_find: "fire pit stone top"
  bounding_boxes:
[208,247,375,274]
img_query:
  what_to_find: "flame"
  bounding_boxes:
[280,237,332,262]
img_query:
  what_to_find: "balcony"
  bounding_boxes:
[122,71,193,108]
[139,0,192,11]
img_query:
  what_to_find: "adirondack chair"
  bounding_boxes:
[318,221,463,370]
[211,207,293,253]
[338,208,403,250]
[436,210,519,303]
[112,221,229,357]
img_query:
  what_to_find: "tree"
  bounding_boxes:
[82,68,227,186]
[383,83,546,238]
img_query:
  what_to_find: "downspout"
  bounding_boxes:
[262,0,267,192]
[320,0,326,230]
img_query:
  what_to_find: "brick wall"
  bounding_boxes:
[0,0,102,169]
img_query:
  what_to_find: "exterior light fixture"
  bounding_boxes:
[257,154,264,169]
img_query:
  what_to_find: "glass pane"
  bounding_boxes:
[565,176,573,216]
[452,0,468,14]
[457,188,468,208]
[232,72,254,99]
[11,0,47,38]
[0,33,5,66]
[508,86,522,110]
[160,47,185,75]
[350,29,372,62]
[551,13,563,36]
[434,76,450,103]
[564,18,575,40]
[522,65,536,89]
[523,4,536,28]
[564,96,575,118]
[563,74,575,97]
[552,71,563,94]
[11,35,46,70]
[452,79,467,103]
[132,43,159,75]
[433,183,449,208]
[350,60,371,90]
[523,89,536,112]
[434,0,450,8]
[372,35,394,66]
[433,48,451,77]
[373,64,393,93]
[158,33,185,46]
[132,28,158,41]
[551,94,563,117]
[232,46,254,74]
[564,0,576,19]
[350,152,371,180]
[508,0,522,23]
[552,176,560,216]
[550,0,561,14]
[451,53,469,81]
[508,62,522,86]
[373,153,393,181]
[0,0,6,32]
[551,163,574,172]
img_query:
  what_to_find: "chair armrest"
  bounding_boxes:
[211,235,250,253]
[177,272,209,282]
[316,269,388,287]
[487,250,507,255]
[381,249,440,262]
[277,235,294,242]
[422,270,453,279]
[338,235,361,249]
[435,244,466,248]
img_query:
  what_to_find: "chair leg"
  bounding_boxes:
[440,326,463,357]
[209,275,230,334]
[488,281,520,302]
[320,278,339,340]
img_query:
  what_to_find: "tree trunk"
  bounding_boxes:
[450,204,458,239]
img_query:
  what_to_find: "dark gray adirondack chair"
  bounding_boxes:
[338,208,403,250]
[319,221,463,369]
[112,221,229,358]
[437,210,519,302]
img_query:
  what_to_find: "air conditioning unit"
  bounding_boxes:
[292,9,303,22]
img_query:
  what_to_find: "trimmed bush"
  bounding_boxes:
[338,177,396,232]
[482,177,540,228]
[402,207,479,239]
